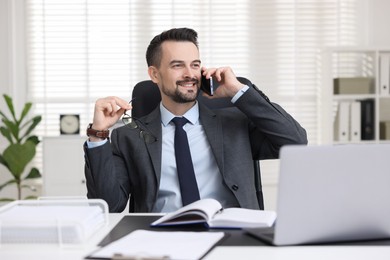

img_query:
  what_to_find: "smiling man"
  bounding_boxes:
[150,41,202,105]
[83,28,307,213]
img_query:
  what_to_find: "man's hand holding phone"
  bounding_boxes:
[200,74,215,96]
[201,67,245,98]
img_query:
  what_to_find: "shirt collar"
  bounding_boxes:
[160,101,199,127]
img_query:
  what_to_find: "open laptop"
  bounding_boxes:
[245,144,390,246]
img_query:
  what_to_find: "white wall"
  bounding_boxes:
[365,0,390,46]
[0,0,27,108]
[0,0,11,101]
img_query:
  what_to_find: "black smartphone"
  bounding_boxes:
[200,75,214,96]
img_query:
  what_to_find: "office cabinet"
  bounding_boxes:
[321,47,390,144]
[42,136,87,196]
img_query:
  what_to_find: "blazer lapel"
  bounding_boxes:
[138,107,163,185]
[199,104,225,174]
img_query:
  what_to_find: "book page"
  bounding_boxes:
[151,199,222,226]
[87,229,224,260]
[208,208,277,229]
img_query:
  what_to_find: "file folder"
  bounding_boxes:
[334,101,350,142]
[380,121,390,140]
[360,99,375,140]
[350,101,361,142]
[380,53,390,96]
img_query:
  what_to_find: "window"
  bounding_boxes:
[27,0,359,174]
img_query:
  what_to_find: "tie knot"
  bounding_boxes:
[172,117,188,128]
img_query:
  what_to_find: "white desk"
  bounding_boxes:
[0,213,125,260]
[1,214,390,260]
[204,246,390,260]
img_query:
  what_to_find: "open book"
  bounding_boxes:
[151,198,276,229]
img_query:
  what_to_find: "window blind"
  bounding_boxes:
[27,0,359,174]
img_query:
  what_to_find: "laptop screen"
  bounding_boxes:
[273,144,390,246]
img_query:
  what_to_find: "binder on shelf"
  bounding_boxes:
[333,77,375,95]
[379,53,390,96]
[0,199,108,245]
[380,121,390,140]
[360,99,375,140]
[350,101,361,142]
[334,101,350,142]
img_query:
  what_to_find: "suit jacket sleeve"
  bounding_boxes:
[234,86,308,159]
[84,140,130,212]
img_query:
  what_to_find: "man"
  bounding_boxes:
[84,28,307,213]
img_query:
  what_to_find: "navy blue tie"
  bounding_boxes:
[172,117,200,206]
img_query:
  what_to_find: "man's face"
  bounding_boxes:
[155,41,201,103]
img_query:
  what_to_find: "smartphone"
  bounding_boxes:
[200,75,214,96]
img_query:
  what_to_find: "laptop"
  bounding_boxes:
[245,144,390,246]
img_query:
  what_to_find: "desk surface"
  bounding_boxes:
[98,214,264,247]
[1,213,390,260]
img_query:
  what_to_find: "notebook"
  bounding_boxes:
[245,144,390,246]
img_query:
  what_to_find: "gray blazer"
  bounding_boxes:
[84,87,307,212]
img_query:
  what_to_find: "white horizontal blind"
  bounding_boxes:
[27,0,359,170]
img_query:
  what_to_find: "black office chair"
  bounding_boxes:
[131,77,264,210]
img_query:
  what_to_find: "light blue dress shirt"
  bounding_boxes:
[87,85,249,212]
[155,102,239,212]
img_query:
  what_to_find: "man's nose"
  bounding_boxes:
[183,65,196,79]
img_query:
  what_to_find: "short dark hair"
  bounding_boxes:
[146,28,199,67]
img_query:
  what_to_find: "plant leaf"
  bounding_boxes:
[2,118,19,142]
[0,110,10,121]
[26,135,40,145]
[3,94,16,120]
[0,153,8,167]
[21,115,42,140]
[20,102,32,122]
[2,141,36,178]
[25,167,41,179]
[23,195,38,200]
[0,198,15,202]
[0,126,13,143]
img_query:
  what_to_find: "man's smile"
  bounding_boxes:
[177,79,199,90]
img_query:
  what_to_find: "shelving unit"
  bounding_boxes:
[321,47,390,144]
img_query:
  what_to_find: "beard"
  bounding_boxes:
[161,78,200,103]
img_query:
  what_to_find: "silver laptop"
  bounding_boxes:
[246,144,390,246]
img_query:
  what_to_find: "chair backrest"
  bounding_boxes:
[131,77,264,210]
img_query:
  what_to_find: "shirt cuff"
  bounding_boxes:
[86,138,108,148]
[231,85,250,103]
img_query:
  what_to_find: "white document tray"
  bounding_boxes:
[0,199,108,245]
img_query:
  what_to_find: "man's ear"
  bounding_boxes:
[148,66,159,84]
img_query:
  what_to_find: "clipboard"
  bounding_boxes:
[85,229,225,260]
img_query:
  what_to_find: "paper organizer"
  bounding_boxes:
[0,199,108,245]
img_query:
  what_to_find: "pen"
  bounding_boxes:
[111,253,171,260]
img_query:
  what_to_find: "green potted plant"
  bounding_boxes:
[0,94,42,201]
